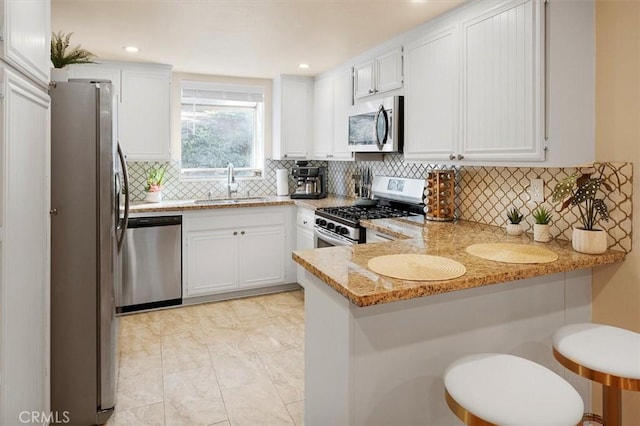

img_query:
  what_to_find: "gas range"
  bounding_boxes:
[314,176,426,246]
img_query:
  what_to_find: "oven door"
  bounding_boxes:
[314,227,357,247]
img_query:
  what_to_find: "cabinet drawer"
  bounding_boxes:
[187,210,286,231]
[297,209,315,230]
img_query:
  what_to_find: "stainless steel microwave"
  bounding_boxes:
[348,96,403,153]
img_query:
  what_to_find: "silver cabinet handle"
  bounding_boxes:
[49,208,58,216]
[241,231,245,235]
[233,231,238,236]
[457,154,464,160]
[283,154,288,158]
[303,220,308,225]
[368,89,374,94]
[449,154,456,160]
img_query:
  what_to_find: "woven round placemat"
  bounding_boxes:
[368,254,466,281]
[465,243,558,264]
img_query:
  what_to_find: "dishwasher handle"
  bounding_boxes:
[127,216,182,228]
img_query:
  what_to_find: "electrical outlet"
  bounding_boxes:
[530,179,544,202]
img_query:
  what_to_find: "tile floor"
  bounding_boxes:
[109,290,305,426]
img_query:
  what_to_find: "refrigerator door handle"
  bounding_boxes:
[117,142,130,252]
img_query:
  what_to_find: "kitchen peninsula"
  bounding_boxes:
[293,219,625,425]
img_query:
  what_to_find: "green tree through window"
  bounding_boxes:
[181,81,264,178]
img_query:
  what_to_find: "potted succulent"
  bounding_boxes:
[50,31,95,81]
[145,165,166,203]
[505,207,525,236]
[552,163,619,254]
[532,206,553,243]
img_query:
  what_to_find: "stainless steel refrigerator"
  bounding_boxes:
[50,80,130,425]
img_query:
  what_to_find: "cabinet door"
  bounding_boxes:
[461,0,544,161]
[1,0,50,84]
[375,48,403,94]
[120,68,171,160]
[331,68,354,160]
[278,76,312,159]
[238,225,286,288]
[0,67,50,423]
[185,229,239,296]
[404,25,458,161]
[353,60,374,100]
[312,76,333,159]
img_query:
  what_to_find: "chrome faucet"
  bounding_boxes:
[227,163,238,198]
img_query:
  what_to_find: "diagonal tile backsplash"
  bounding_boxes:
[128,154,633,253]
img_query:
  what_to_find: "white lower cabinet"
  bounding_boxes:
[295,207,315,287]
[183,206,294,298]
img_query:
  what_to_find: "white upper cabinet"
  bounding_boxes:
[0,0,50,85]
[404,0,544,163]
[460,0,544,162]
[67,62,172,161]
[119,67,171,160]
[312,76,333,159]
[404,23,459,162]
[311,68,354,161]
[353,48,403,100]
[272,75,313,160]
[331,68,354,160]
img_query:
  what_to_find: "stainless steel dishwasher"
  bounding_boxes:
[118,215,182,313]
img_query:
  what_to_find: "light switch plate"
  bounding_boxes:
[530,179,544,202]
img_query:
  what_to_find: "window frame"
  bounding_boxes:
[179,80,266,181]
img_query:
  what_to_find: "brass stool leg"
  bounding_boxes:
[602,386,622,426]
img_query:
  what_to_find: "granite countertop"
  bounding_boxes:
[129,195,354,213]
[292,219,626,307]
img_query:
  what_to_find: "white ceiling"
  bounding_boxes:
[51,0,464,79]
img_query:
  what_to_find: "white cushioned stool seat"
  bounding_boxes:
[552,323,640,385]
[444,353,584,426]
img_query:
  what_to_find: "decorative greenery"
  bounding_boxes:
[532,206,553,225]
[551,163,620,231]
[506,207,524,224]
[145,165,166,192]
[50,31,94,68]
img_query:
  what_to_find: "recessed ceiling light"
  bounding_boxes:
[124,46,139,53]
[298,63,310,69]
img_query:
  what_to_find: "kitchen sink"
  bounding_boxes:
[194,197,269,205]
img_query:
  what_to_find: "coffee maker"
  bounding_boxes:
[290,161,327,199]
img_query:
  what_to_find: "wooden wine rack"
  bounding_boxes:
[424,170,455,221]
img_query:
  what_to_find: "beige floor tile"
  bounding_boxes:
[210,350,271,390]
[259,348,305,404]
[116,368,163,411]
[118,352,162,379]
[228,297,275,330]
[161,310,202,336]
[107,402,165,426]
[222,380,295,426]
[286,400,304,426]
[211,421,231,426]
[246,323,303,353]
[161,331,203,349]
[119,322,162,356]
[195,323,248,349]
[162,343,212,374]
[164,396,227,426]
[164,366,222,401]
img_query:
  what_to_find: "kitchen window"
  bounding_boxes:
[181,81,265,179]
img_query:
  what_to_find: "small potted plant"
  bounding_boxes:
[532,206,553,242]
[50,31,95,81]
[506,207,525,236]
[552,163,619,254]
[145,165,166,203]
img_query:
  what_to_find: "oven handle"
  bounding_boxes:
[314,227,355,247]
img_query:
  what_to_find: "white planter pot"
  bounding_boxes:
[572,228,608,254]
[533,224,551,242]
[145,191,162,203]
[50,67,68,82]
[506,223,524,236]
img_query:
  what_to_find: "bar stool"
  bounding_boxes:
[444,353,584,425]
[552,323,640,426]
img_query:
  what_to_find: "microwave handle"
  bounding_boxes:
[374,104,389,151]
